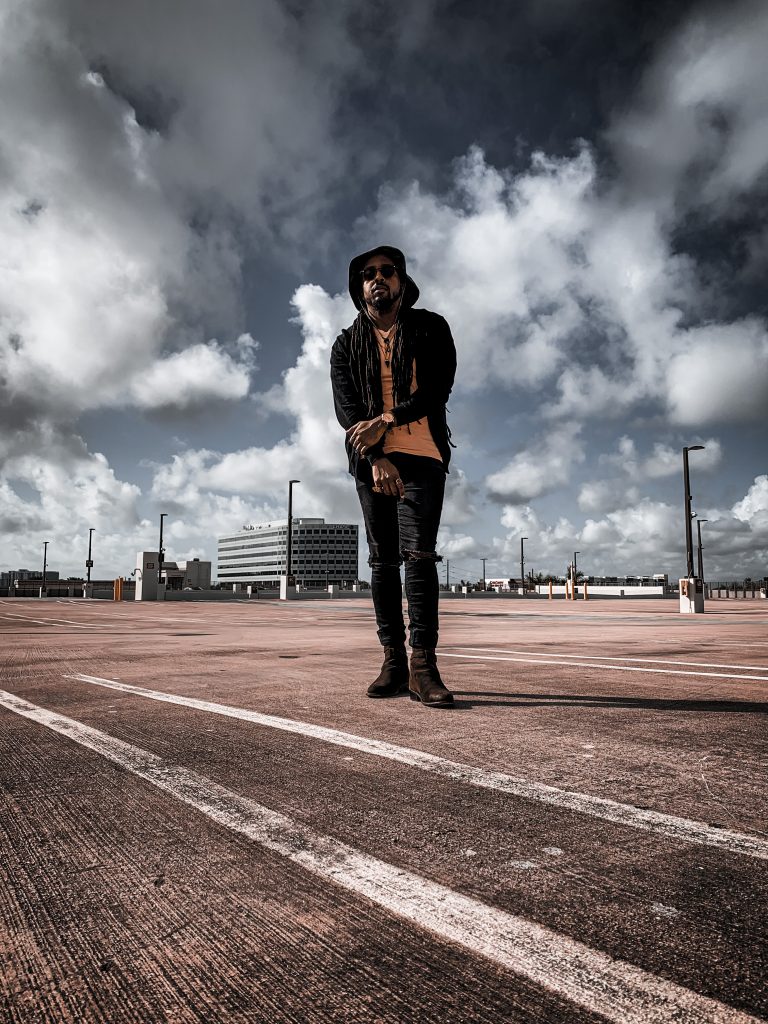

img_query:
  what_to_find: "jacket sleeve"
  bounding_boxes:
[390,313,457,426]
[330,331,368,430]
[330,331,387,465]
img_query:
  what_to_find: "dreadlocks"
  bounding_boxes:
[348,311,415,419]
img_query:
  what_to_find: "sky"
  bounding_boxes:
[1,0,767,585]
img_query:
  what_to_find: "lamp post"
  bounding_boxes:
[481,557,487,591]
[573,550,580,583]
[682,445,705,578]
[696,518,708,582]
[41,540,49,596]
[287,479,300,583]
[86,527,95,584]
[520,537,528,596]
[158,513,167,586]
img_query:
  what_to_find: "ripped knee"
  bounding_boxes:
[401,549,443,563]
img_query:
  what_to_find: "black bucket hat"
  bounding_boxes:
[348,245,420,311]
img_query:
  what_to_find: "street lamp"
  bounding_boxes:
[573,550,580,582]
[481,557,487,591]
[86,527,95,584]
[41,540,49,596]
[520,537,528,596]
[158,513,167,586]
[682,445,705,578]
[696,518,708,582]
[287,479,300,583]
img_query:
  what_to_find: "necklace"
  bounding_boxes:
[374,323,397,368]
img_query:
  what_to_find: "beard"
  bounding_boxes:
[368,284,402,313]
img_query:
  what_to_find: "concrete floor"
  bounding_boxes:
[1,596,766,1023]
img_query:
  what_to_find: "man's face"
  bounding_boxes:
[361,253,402,313]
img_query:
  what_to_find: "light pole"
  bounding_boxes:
[287,479,300,583]
[696,518,708,582]
[520,537,528,595]
[573,550,580,580]
[158,513,167,586]
[41,541,49,596]
[86,528,95,584]
[682,445,705,578]
[481,557,487,590]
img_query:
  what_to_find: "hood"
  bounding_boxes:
[348,245,420,311]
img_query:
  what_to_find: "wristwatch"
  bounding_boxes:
[380,412,396,430]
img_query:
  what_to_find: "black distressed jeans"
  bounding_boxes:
[356,454,446,650]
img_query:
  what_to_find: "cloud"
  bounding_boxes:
[599,435,723,479]
[578,479,640,514]
[732,474,768,525]
[485,427,585,503]
[494,473,768,579]
[609,0,768,209]
[130,337,257,410]
[665,322,768,424]
[0,425,149,573]
[351,0,768,429]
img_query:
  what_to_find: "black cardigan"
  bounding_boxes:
[330,308,457,481]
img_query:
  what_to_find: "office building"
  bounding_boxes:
[217,519,358,587]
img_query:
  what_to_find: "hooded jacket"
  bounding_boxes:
[330,247,457,482]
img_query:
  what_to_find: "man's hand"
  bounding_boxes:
[346,416,387,456]
[372,458,405,499]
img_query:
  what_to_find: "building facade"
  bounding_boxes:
[1,569,60,588]
[161,558,212,591]
[217,519,359,587]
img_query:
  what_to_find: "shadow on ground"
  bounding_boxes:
[451,691,768,713]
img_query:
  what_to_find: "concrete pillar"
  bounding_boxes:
[679,577,704,614]
[280,576,298,600]
[135,552,159,600]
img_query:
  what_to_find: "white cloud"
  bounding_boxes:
[441,468,478,527]
[599,435,722,480]
[610,0,768,209]
[578,479,640,514]
[486,427,585,503]
[494,475,768,580]
[732,474,768,525]
[130,340,255,410]
[666,322,768,425]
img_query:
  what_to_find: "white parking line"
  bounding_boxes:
[1,689,761,1024]
[440,651,768,683]
[65,674,768,861]
[450,646,768,672]
[0,611,112,630]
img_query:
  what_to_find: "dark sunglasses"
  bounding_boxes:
[360,263,398,281]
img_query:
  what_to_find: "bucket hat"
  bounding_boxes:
[348,245,419,311]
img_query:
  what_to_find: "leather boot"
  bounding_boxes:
[409,648,454,708]
[367,646,409,698]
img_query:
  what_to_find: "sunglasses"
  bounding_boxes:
[360,263,398,281]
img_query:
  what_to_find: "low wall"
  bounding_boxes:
[535,585,670,598]
[706,585,766,599]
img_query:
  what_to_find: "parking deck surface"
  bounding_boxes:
[1,596,766,1023]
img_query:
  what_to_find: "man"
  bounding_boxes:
[330,245,457,708]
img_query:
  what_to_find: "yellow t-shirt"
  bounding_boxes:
[376,333,442,462]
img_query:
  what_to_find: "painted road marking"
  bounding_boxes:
[0,611,115,630]
[450,646,768,672]
[65,674,768,861]
[1,690,763,1024]
[440,651,768,683]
